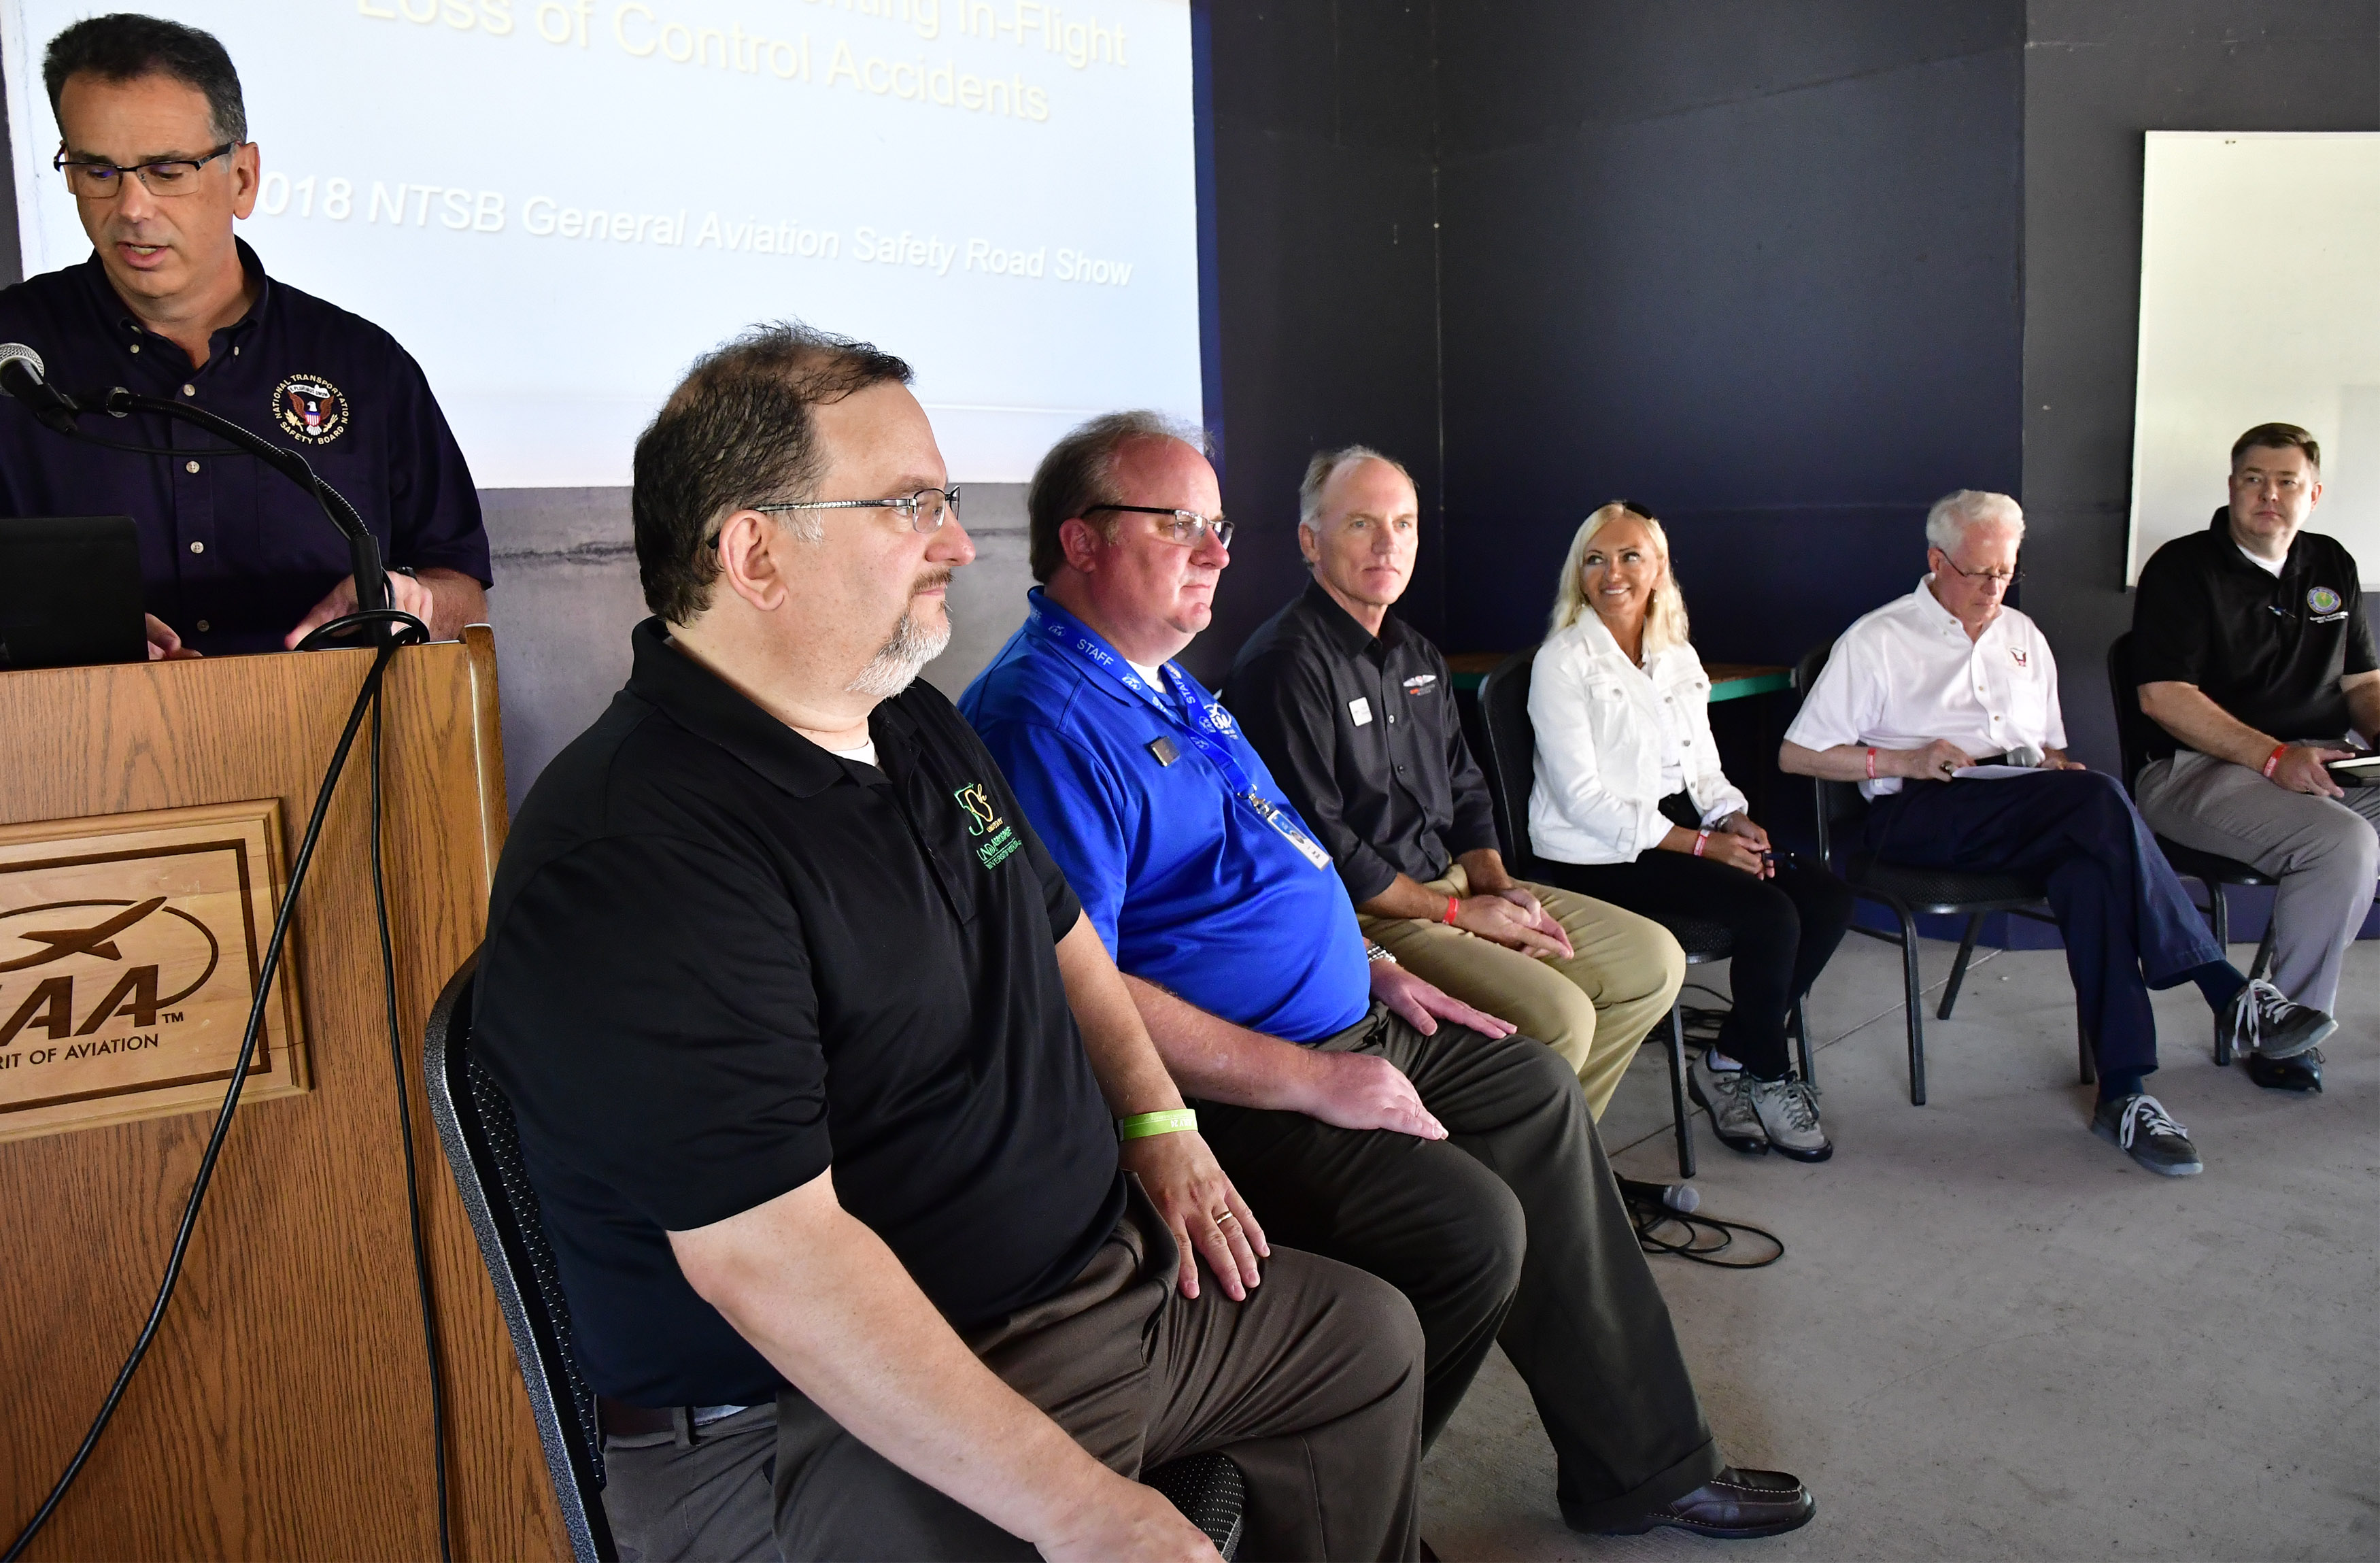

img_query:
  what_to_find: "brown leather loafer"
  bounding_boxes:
[1593,1466,1816,1539]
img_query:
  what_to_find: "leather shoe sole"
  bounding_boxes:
[1592,1466,1816,1540]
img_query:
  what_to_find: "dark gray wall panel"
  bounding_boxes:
[1435,4,2024,666]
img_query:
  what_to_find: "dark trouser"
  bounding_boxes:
[1531,850,1854,1079]
[600,1187,1425,1562]
[1195,1007,1720,1534]
[1863,770,2224,1077]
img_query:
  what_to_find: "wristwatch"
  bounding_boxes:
[1364,941,1398,965]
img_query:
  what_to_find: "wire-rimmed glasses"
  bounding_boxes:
[755,486,960,533]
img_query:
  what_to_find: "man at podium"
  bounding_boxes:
[0,14,490,657]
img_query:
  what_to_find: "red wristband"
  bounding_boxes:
[1443,894,1461,925]
[1693,829,1711,858]
[2263,744,2288,779]
[1865,747,1878,780]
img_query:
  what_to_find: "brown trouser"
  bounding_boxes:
[599,1186,1425,1562]
[1197,1006,1720,1533]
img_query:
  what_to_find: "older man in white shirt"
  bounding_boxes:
[1780,490,2332,1177]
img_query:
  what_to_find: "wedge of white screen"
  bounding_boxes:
[2,0,1202,487]
[2128,131,2380,584]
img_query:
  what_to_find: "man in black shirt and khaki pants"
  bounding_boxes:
[1225,446,1684,1118]
[2132,423,2379,1093]
[475,325,1426,1561]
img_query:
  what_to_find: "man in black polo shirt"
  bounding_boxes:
[1223,446,1684,1119]
[475,324,1425,1562]
[2132,422,2377,1093]
[0,15,488,656]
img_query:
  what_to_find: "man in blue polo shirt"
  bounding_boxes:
[0,15,488,657]
[962,411,1816,1543]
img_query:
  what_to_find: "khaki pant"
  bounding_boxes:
[1359,866,1684,1119]
[600,1184,1425,1562]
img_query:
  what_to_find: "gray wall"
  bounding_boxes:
[2020,0,2380,770]
[1432,1,2027,675]
[483,484,1034,816]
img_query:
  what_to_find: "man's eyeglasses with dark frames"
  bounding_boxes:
[1935,552,2025,588]
[1084,504,1234,550]
[755,486,960,533]
[54,142,240,198]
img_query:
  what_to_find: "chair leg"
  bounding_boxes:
[1938,913,1983,1020]
[1897,907,1928,1105]
[2207,880,2230,952]
[1792,994,1816,1090]
[1664,1005,1697,1179]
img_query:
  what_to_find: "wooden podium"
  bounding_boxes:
[0,630,565,1560]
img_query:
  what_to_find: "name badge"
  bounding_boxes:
[1348,697,1373,727]
[1146,736,1180,767]
[1246,792,1333,871]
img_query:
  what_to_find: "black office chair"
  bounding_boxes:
[1795,640,2091,1105]
[2105,632,2283,1064]
[424,954,619,1563]
[426,956,1250,1562]
[1477,648,1815,1176]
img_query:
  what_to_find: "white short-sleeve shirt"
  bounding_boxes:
[1785,577,2067,796]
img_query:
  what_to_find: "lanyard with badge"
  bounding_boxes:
[1025,591,1333,872]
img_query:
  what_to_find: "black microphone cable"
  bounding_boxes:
[2,611,432,1563]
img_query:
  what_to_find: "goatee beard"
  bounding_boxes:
[846,606,953,698]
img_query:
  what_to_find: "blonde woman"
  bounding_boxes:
[1527,502,1852,1162]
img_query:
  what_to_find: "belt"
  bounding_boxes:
[597,1395,766,1441]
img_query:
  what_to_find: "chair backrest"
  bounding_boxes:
[424,954,619,1563]
[1792,637,1867,867]
[2105,631,2158,796]
[1474,648,1542,873]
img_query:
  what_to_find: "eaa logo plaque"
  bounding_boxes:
[0,801,308,1145]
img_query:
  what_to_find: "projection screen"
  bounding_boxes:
[3,0,1203,487]
[2128,131,2380,585]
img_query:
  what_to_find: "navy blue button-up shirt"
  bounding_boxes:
[0,241,490,654]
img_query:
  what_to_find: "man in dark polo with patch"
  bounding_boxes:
[2132,422,2380,1094]
[474,324,1426,1562]
[0,14,488,656]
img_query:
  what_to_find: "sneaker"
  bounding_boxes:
[2091,1093,2203,1176]
[2243,1046,2324,1094]
[1742,1075,1832,1162]
[1688,1053,1767,1155]
[2221,978,2336,1060]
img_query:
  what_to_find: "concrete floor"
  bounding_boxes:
[1418,935,2380,1561]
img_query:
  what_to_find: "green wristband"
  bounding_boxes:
[1117,1108,1199,1141]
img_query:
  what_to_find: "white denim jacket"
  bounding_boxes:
[1526,614,1750,865]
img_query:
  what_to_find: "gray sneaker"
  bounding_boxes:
[1688,1054,1767,1155]
[1742,1076,1832,1162]
[2091,1092,2203,1176]
[2222,978,2336,1061]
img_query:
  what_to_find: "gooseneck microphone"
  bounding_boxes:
[0,342,83,434]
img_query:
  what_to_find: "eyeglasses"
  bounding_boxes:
[1084,504,1234,550]
[54,143,239,198]
[1935,550,2024,588]
[755,486,959,533]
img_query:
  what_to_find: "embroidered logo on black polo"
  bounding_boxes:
[954,782,1021,869]
[1401,673,1439,695]
[271,373,347,444]
[2310,586,2343,615]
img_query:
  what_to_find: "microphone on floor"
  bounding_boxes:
[1617,1176,1700,1214]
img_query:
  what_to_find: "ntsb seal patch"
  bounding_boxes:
[2309,586,2343,616]
[271,374,347,444]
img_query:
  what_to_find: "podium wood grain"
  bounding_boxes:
[0,628,564,1561]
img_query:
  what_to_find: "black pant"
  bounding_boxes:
[1533,847,1853,1079]
[1195,1007,1720,1533]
